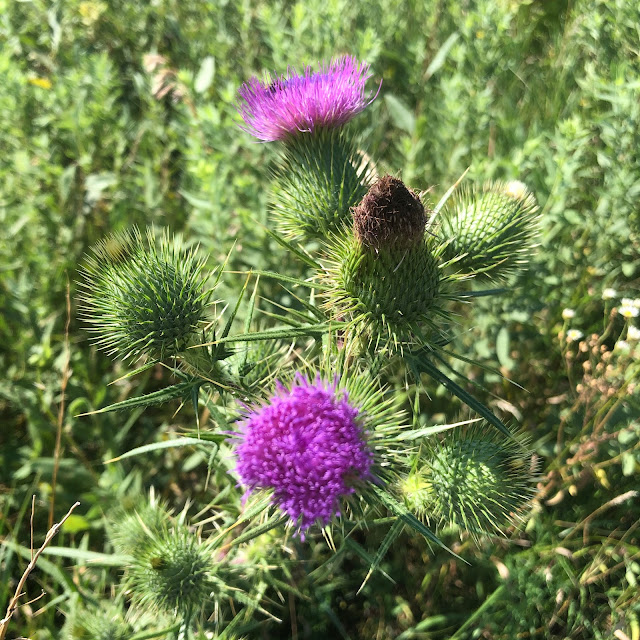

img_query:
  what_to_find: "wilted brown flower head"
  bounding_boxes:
[352,175,427,250]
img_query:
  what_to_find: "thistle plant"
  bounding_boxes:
[74,53,544,637]
[438,180,540,279]
[237,55,379,240]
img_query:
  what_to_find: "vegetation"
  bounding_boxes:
[1,0,639,638]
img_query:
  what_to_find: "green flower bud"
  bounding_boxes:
[125,525,217,618]
[79,228,212,361]
[439,180,540,279]
[63,602,133,640]
[323,177,441,351]
[400,424,535,539]
[270,129,374,241]
[107,500,171,557]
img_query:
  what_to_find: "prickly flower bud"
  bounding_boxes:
[439,180,539,279]
[79,228,212,362]
[125,525,217,618]
[400,424,535,539]
[324,176,440,351]
[62,602,133,640]
[353,175,427,250]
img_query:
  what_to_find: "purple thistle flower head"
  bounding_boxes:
[234,374,374,532]
[236,56,380,142]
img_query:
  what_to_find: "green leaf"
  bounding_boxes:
[372,486,461,559]
[356,519,403,593]
[496,326,514,370]
[41,546,128,565]
[194,55,215,93]
[77,381,200,416]
[425,32,460,79]
[207,322,336,345]
[104,437,213,464]
[242,269,330,291]
[408,355,511,438]
[385,94,415,134]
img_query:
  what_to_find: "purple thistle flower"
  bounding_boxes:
[237,56,380,142]
[234,375,374,532]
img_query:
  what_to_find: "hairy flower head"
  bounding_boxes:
[237,55,379,142]
[353,175,427,250]
[234,374,374,532]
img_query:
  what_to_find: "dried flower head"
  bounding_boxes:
[322,177,445,352]
[234,375,374,532]
[439,180,540,280]
[353,175,427,250]
[237,56,379,142]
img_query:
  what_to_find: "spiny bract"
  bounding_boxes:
[270,128,374,241]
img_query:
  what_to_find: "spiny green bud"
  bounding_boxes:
[400,424,535,539]
[126,525,217,618]
[323,178,440,351]
[79,227,212,362]
[270,129,374,241]
[107,500,171,557]
[62,602,133,640]
[439,180,539,279]
[353,175,427,250]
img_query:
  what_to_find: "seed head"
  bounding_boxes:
[353,175,427,250]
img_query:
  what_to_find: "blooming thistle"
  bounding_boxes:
[236,56,379,142]
[232,372,407,536]
[438,180,540,280]
[78,228,213,362]
[322,176,451,353]
[398,424,536,540]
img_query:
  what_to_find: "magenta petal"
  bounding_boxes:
[234,376,373,531]
[236,55,380,141]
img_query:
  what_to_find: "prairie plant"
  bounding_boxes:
[75,53,544,635]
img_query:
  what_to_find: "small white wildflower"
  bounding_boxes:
[566,329,583,343]
[621,298,640,309]
[562,308,576,320]
[627,325,640,341]
[615,340,630,352]
[602,288,617,301]
[619,305,640,319]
